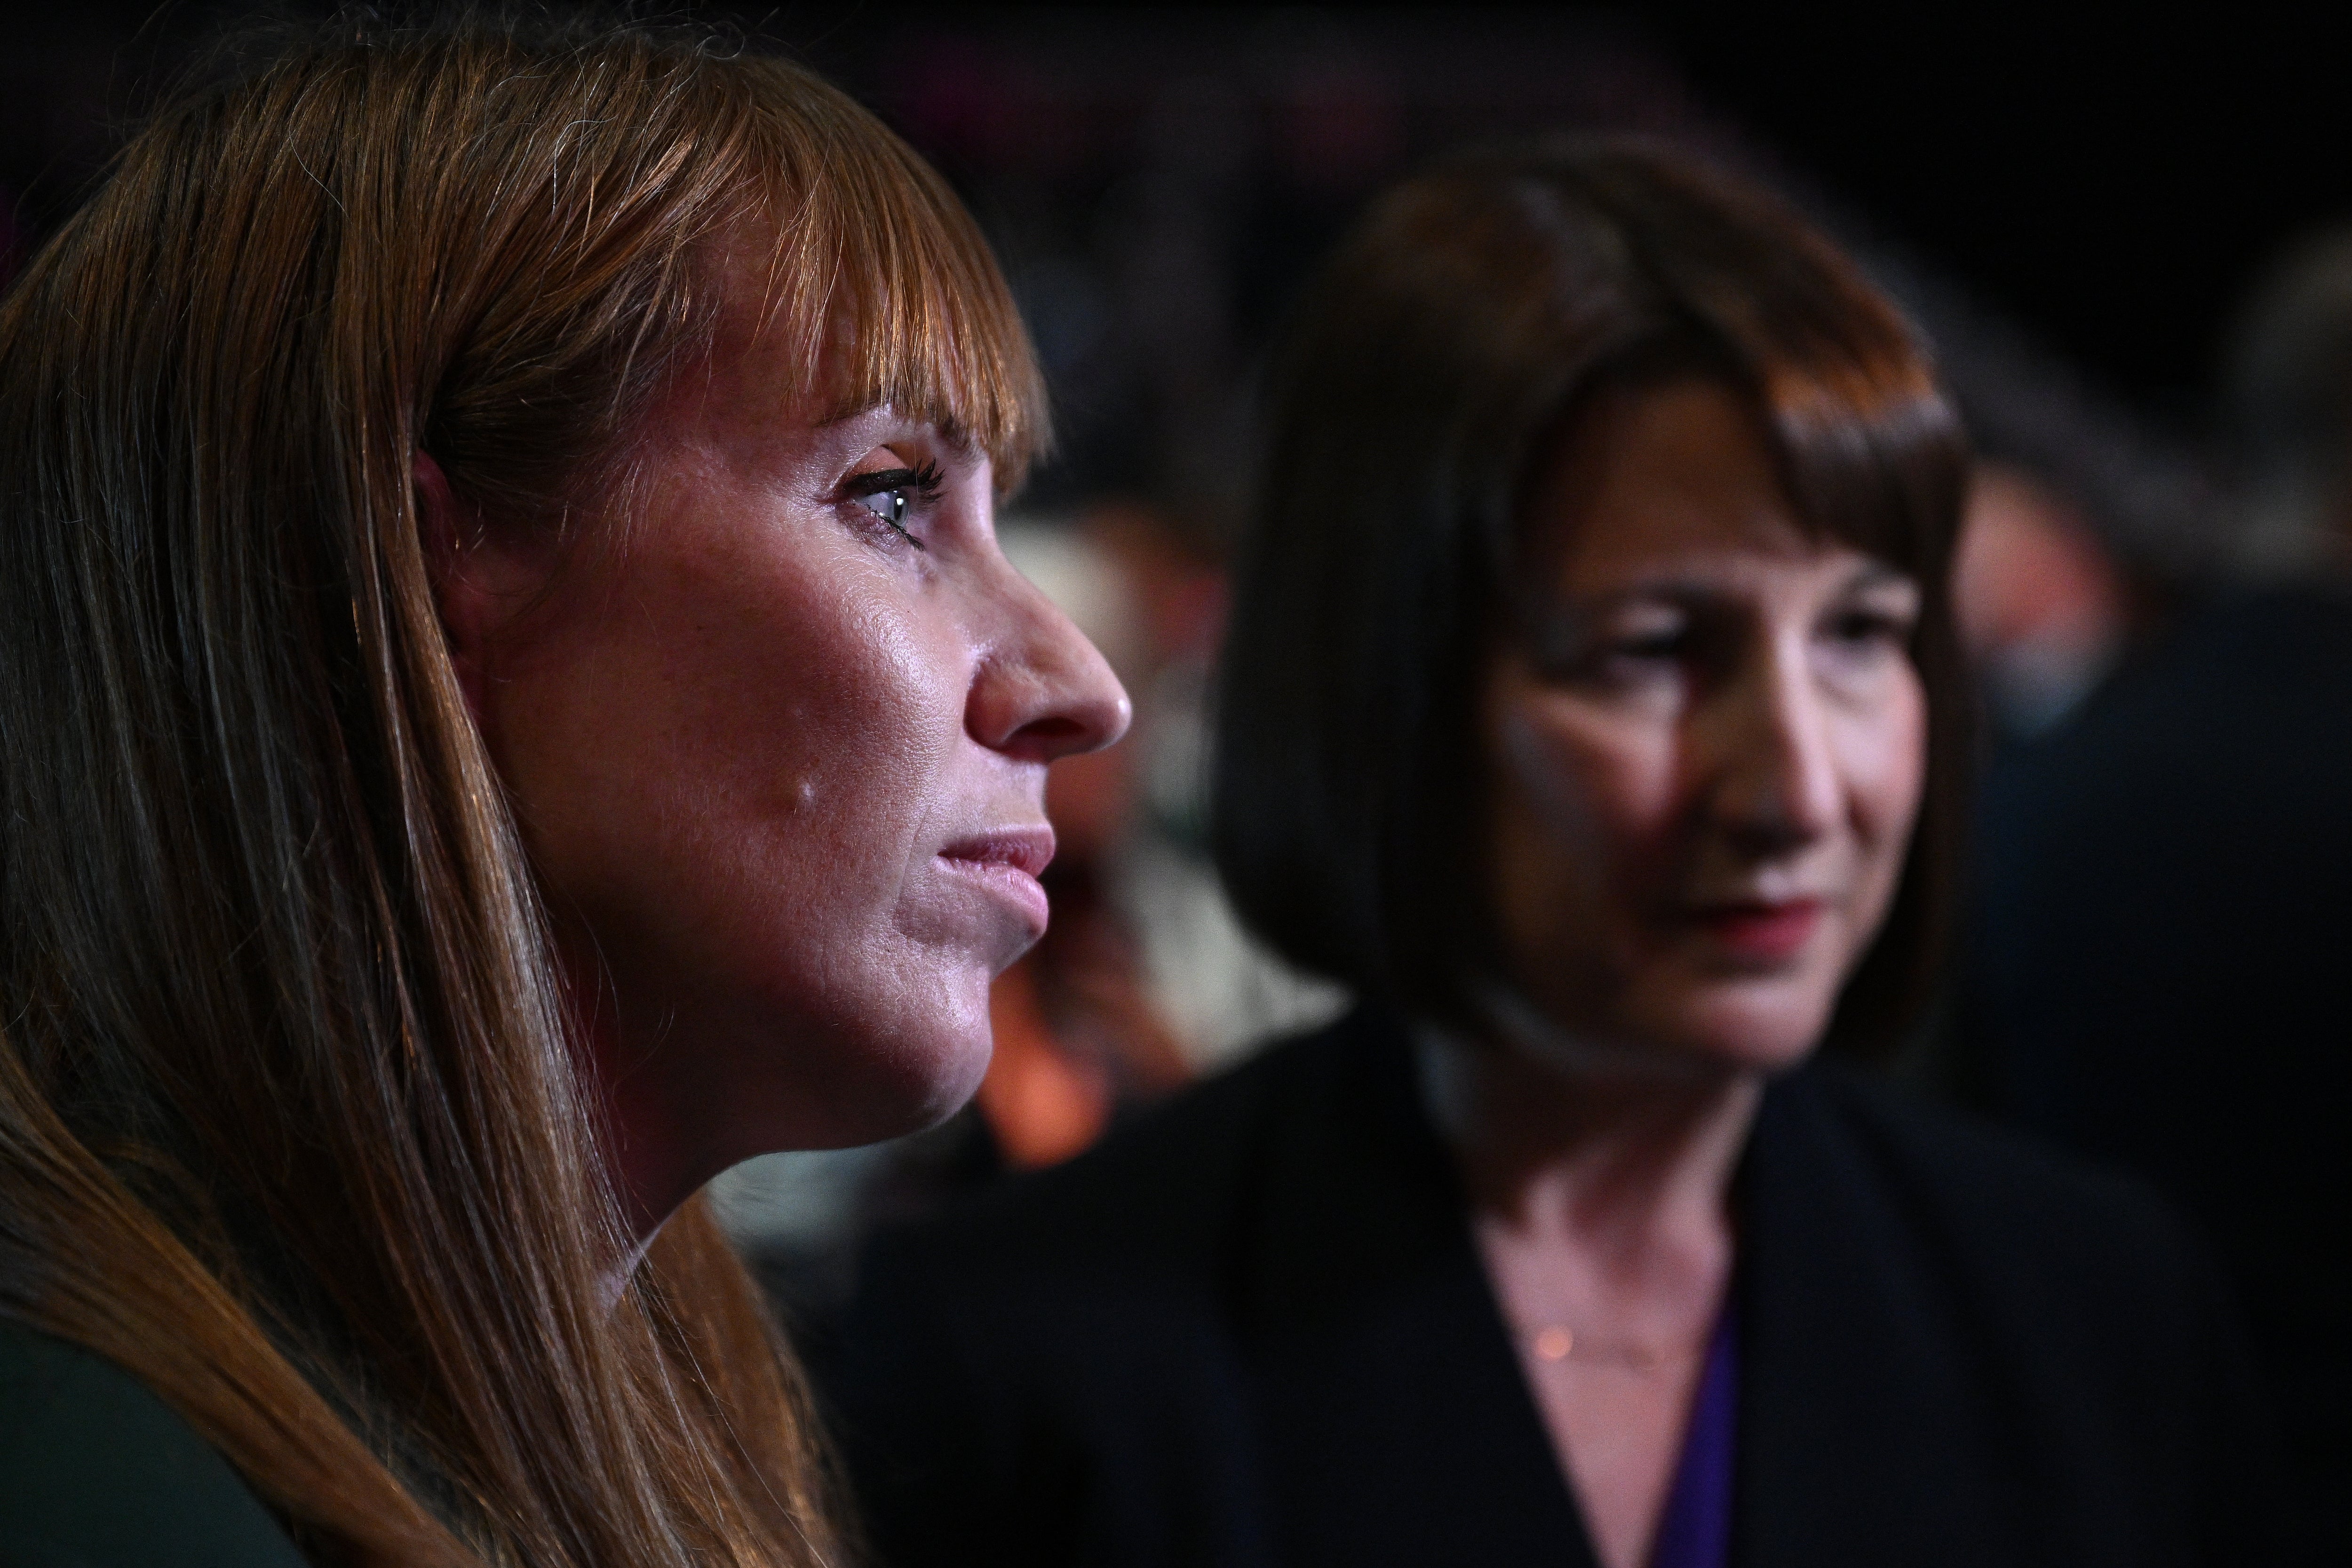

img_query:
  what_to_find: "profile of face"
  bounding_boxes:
[437,253,1129,1219]
[1482,378,1927,1076]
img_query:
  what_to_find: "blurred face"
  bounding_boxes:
[446,264,1128,1225]
[1482,379,1927,1075]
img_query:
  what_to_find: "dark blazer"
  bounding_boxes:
[822,1009,2291,1568]
[0,1318,307,1567]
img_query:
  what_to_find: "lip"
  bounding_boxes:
[1684,897,1824,964]
[937,824,1057,934]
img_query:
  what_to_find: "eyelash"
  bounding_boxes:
[1564,609,1910,679]
[842,461,946,550]
[1827,608,1913,645]
[1611,628,1687,660]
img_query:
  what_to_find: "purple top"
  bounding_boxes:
[1645,1305,1739,1568]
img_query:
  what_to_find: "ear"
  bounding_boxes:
[416,450,500,723]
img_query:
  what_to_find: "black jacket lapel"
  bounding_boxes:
[1736,1067,2023,1568]
[1233,1013,1599,1568]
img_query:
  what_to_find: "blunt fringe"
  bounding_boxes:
[0,12,1041,1567]
[1211,139,1970,1051]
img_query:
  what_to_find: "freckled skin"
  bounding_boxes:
[1483,377,1929,1074]
[449,262,1128,1235]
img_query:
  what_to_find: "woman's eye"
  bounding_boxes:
[1527,598,1701,688]
[1531,610,1692,685]
[841,462,944,550]
[855,486,912,531]
[1607,628,1688,662]
[1538,627,1692,691]
[1585,611,1702,677]
[1815,607,1917,691]
[1824,608,1913,648]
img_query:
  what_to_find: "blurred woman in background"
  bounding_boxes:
[0,15,1121,1565]
[828,142,2287,1568]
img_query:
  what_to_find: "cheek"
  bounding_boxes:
[739,604,953,858]
[1486,685,1683,950]
[1844,671,1930,856]
[493,536,973,1007]
[1830,669,1930,945]
[670,578,971,969]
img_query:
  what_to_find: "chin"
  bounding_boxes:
[762,970,995,1150]
[901,1022,995,1132]
[875,967,1001,1132]
[1646,979,1836,1074]
[791,1041,988,1150]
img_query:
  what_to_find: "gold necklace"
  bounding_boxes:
[1524,1323,1703,1373]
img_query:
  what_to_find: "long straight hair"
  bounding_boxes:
[0,15,1041,1567]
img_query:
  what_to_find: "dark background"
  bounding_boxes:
[1643,10,2348,420]
[4,5,2344,429]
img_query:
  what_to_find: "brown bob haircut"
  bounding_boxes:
[1212,139,1971,1053]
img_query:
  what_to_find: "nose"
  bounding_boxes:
[1699,631,1841,856]
[968,568,1132,764]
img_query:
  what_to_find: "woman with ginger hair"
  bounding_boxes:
[0,13,1123,1566]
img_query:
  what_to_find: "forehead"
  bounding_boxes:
[679,188,1040,486]
[1527,378,1880,591]
[683,236,856,429]
[661,249,979,468]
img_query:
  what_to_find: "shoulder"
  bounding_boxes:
[825,1009,1445,1565]
[1772,1062,2191,1239]
[881,1007,1388,1275]
[1742,1066,2296,1560]
[1759,1062,2218,1320]
[0,1318,310,1568]
[840,1008,1403,1393]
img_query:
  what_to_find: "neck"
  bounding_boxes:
[1417,1008,1763,1265]
[558,946,700,1302]
[590,1056,699,1297]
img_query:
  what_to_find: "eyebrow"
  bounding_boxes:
[815,401,911,434]
[1598,559,1916,598]
[816,401,982,456]
[1535,558,1921,626]
[1840,562,1921,596]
